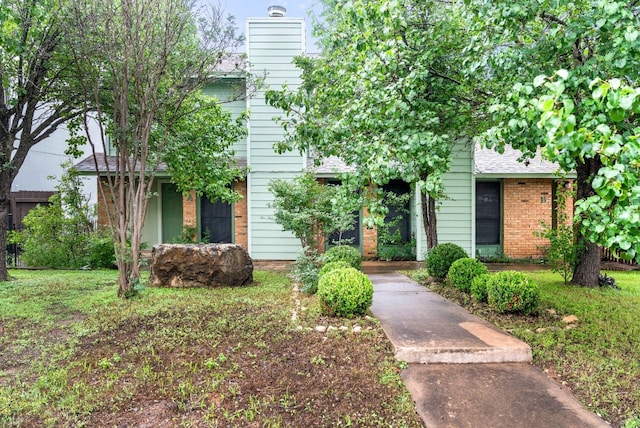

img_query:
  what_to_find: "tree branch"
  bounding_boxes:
[540,11,567,26]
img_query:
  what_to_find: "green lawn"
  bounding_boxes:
[411,268,640,428]
[0,269,421,427]
[521,270,640,427]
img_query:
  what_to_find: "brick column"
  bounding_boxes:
[362,206,378,258]
[182,191,197,226]
[234,180,249,250]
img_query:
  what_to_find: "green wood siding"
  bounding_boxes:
[246,18,306,259]
[201,81,247,159]
[417,140,474,260]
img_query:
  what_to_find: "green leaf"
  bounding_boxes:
[620,91,637,110]
[592,86,604,100]
[619,239,632,251]
[610,79,621,90]
[602,167,619,179]
[609,108,625,122]
[625,28,639,42]
[533,74,547,87]
[596,124,612,137]
[540,98,555,112]
[591,176,605,189]
[562,99,574,115]
[556,69,569,80]
[592,87,603,100]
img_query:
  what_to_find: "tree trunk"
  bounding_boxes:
[0,198,9,281]
[572,158,602,286]
[421,191,438,250]
[0,133,13,281]
[572,240,600,287]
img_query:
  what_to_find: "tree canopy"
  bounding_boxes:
[0,0,83,281]
[65,0,245,296]
[468,0,640,285]
[267,0,477,249]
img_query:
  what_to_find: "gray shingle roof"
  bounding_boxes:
[474,145,571,177]
[307,145,570,178]
[75,154,246,176]
[215,54,246,74]
[306,155,354,175]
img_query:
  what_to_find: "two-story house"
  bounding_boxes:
[76,7,574,262]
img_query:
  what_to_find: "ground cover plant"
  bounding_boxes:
[409,268,640,427]
[0,270,421,427]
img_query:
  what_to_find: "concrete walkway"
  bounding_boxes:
[367,271,609,428]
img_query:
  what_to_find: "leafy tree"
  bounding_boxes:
[268,173,357,256]
[65,0,245,296]
[0,0,82,280]
[467,0,640,286]
[267,0,478,249]
[10,163,95,268]
[377,190,415,261]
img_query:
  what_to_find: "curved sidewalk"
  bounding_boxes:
[368,271,608,428]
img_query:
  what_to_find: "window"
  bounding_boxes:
[476,181,501,246]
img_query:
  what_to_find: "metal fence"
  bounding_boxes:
[6,221,26,268]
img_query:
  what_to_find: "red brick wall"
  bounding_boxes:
[234,181,248,250]
[96,177,115,227]
[503,178,552,258]
[362,206,378,258]
[183,191,196,227]
[502,178,575,259]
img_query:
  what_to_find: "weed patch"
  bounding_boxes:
[1,269,421,427]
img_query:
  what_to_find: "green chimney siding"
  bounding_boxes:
[246,18,306,260]
[201,81,247,159]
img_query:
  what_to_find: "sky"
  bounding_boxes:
[215,0,323,52]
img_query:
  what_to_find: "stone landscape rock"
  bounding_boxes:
[562,315,579,324]
[149,244,253,288]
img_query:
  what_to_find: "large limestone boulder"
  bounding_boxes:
[149,244,253,288]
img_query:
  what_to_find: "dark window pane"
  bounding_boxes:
[476,182,500,245]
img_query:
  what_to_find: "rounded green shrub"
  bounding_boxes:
[470,273,492,302]
[323,245,362,270]
[448,258,489,293]
[319,260,352,277]
[425,243,468,280]
[487,271,540,314]
[317,267,373,318]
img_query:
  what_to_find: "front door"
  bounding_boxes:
[161,183,183,243]
[200,196,232,243]
[326,179,361,248]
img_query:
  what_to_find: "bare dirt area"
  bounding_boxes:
[0,271,422,428]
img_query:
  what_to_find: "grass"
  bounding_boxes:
[0,269,421,427]
[409,268,640,428]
